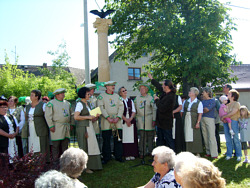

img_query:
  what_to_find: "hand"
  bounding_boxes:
[88,115,96,120]
[195,123,200,129]
[107,117,113,123]
[85,132,88,138]
[113,117,119,124]
[154,96,159,100]
[148,72,153,80]
[92,117,99,122]
[152,121,156,127]
[50,127,55,133]
[8,134,15,139]
[203,108,209,113]
[96,113,100,118]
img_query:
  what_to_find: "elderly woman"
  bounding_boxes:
[24,90,50,161]
[134,84,156,158]
[221,89,242,161]
[0,101,19,162]
[201,87,218,158]
[35,170,75,188]
[118,86,139,160]
[182,87,203,156]
[7,96,25,157]
[74,87,102,173]
[142,146,181,188]
[60,147,88,188]
[175,152,225,188]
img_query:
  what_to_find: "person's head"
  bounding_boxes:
[35,170,74,188]
[139,85,149,96]
[202,87,213,99]
[151,146,176,175]
[162,80,176,93]
[8,96,18,108]
[77,87,91,100]
[219,95,228,105]
[0,95,8,102]
[85,84,96,96]
[105,81,116,93]
[189,87,199,98]
[118,86,127,98]
[53,88,66,101]
[228,89,239,101]
[30,90,42,102]
[182,158,226,188]
[0,101,8,115]
[223,84,232,95]
[240,105,250,119]
[42,96,49,103]
[60,147,88,179]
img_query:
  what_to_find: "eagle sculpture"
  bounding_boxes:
[90,9,115,18]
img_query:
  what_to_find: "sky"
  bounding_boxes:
[0,0,250,71]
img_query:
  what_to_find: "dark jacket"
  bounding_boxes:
[151,79,176,130]
[0,114,17,148]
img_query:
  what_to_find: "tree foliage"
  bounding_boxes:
[0,52,77,100]
[105,0,240,95]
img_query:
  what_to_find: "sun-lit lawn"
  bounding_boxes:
[76,143,250,188]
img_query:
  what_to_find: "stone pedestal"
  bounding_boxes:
[93,18,112,82]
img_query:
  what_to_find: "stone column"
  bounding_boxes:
[93,18,112,82]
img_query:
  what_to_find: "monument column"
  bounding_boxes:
[93,18,112,82]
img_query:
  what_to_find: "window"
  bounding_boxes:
[128,68,141,80]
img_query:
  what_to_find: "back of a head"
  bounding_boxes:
[35,170,74,188]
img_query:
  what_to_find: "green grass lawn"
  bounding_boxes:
[77,143,249,188]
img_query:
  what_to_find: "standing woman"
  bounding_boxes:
[74,87,102,173]
[221,89,242,161]
[182,87,203,156]
[24,90,50,161]
[0,101,19,162]
[7,96,25,157]
[118,86,139,160]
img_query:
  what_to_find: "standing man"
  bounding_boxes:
[148,73,176,151]
[97,81,124,164]
[45,88,74,163]
[134,84,156,158]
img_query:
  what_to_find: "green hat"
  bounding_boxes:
[138,83,150,91]
[53,88,66,95]
[85,83,96,89]
[104,81,117,87]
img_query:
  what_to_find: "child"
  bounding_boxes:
[219,95,234,136]
[239,106,250,163]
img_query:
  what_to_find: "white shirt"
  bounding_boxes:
[8,108,25,132]
[181,98,203,113]
[75,102,91,113]
[177,95,182,106]
[122,98,136,113]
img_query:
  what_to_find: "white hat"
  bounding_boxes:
[53,88,66,95]
[85,83,96,89]
[104,81,117,86]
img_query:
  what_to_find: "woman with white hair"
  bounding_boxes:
[35,170,74,188]
[143,146,181,188]
[174,152,225,188]
[60,147,88,188]
[181,87,203,156]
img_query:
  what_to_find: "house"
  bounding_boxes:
[0,63,85,86]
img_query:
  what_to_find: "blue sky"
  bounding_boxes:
[0,0,249,70]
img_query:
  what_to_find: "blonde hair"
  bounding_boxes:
[175,152,225,188]
[190,87,199,97]
[240,105,250,119]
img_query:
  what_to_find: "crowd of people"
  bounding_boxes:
[0,74,250,187]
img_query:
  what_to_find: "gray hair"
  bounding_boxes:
[152,146,176,169]
[202,87,213,98]
[190,87,199,97]
[118,86,126,96]
[60,147,88,178]
[35,170,74,188]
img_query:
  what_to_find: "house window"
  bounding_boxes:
[128,68,141,80]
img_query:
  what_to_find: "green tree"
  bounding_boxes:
[105,0,240,95]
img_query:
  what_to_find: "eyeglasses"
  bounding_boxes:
[0,106,8,109]
[122,90,127,92]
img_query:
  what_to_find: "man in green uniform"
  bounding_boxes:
[134,84,156,158]
[97,81,124,164]
[45,88,74,163]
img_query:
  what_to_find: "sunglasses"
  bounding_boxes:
[122,90,127,92]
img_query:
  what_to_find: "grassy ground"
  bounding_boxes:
[77,143,250,188]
